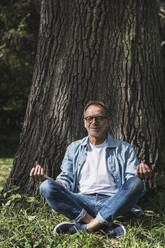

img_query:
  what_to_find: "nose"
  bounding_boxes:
[91,117,97,124]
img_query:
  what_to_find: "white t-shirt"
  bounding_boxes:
[78,139,118,196]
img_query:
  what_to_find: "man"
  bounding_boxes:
[30,101,150,238]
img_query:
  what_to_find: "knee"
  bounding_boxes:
[40,179,51,196]
[40,179,61,198]
[127,176,144,193]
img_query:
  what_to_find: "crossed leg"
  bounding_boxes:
[40,176,144,232]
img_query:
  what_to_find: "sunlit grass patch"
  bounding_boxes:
[0,191,165,248]
[0,158,13,191]
[0,158,165,247]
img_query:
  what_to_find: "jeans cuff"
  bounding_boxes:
[75,222,87,232]
[73,208,87,223]
[96,212,112,226]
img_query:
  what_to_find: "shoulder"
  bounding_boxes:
[107,134,134,151]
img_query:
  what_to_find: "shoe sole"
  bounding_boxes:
[53,221,74,235]
[116,224,126,238]
[102,223,126,238]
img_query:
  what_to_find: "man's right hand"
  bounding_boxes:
[30,165,63,185]
[30,165,46,182]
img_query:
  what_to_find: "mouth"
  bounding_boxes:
[90,127,100,130]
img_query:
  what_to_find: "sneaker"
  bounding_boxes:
[102,223,126,238]
[53,221,78,234]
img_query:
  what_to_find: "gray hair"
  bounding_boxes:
[83,100,110,117]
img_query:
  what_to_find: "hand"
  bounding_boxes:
[136,163,151,180]
[30,165,46,182]
[55,180,63,185]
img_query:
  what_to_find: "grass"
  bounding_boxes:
[0,159,165,248]
[0,158,13,192]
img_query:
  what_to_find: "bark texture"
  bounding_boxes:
[4,0,164,193]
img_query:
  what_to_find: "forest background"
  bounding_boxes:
[0,0,40,157]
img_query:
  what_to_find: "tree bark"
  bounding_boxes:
[4,0,164,194]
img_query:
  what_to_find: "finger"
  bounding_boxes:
[30,167,35,177]
[140,163,150,170]
[145,165,151,173]
[56,180,63,185]
[36,167,41,181]
[139,164,143,174]
[37,166,45,182]
[31,165,41,181]
[136,164,144,179]
[30,164,45,182]
[136,166,140,176]
[41,167,44,176]
[39,168,44,181]
[138,163,151,179]
[35,165,41,175]
[30,167,40,182]
[36,166,42,181]
[141,166,148,179]
[37,166,41,175]
[141,163,151,174]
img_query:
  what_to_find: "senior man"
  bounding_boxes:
[30,101,150,238]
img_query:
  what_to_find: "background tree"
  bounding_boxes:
[3,0,165,195]
[0,0,40,156]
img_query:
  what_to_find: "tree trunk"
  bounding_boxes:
[4,0,164,194]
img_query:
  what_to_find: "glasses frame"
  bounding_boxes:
[84,116,107,123]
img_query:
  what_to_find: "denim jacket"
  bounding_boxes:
[56,134,144,215]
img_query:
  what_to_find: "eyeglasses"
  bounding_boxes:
[84,116,107,123]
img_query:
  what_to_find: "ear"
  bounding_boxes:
[83,119,87,129]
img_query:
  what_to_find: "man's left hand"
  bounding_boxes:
[136,163,151,180]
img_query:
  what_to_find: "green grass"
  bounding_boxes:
[0,158,13,192]
[0,196,164,248]
[0,159,165,248]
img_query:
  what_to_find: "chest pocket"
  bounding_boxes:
[106,148,122,186]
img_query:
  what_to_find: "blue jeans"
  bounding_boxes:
[40,176,144,226]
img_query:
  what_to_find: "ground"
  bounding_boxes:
[0,159,165,248]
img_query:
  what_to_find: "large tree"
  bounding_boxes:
[4,0,164,194]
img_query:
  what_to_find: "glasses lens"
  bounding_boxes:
[97,116,105,121]
[84,116,106,123]
[85,117,93,122]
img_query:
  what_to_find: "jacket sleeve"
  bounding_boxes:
[124,144,146,196]
[56,143,75,191]
[124,144,139,181]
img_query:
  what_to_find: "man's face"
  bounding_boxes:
[84,105,110,139]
